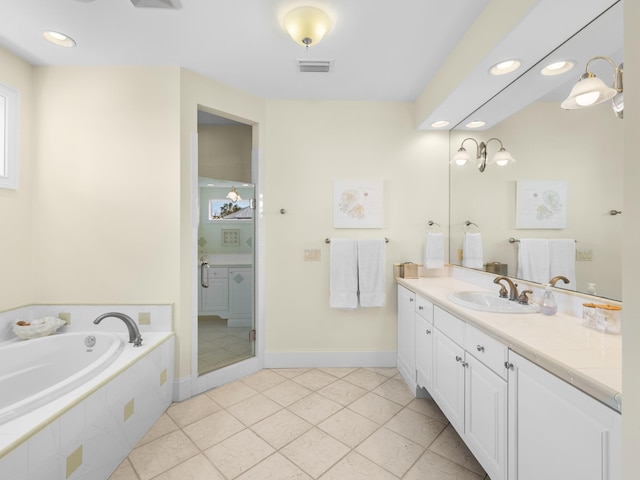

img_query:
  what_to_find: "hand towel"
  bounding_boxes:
[516,239,549,284]
[549,239,576,289]
[462,232,483,269]
[357,239,386,307]
[424,232,445,269]
[329,239,359,309]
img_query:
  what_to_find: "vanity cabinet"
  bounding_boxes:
[199,267,229,314]
[507,351,621,480]
[229,268,252,318]
[397,285,417,389]
[199,266,253,322]
[415,295,434,391]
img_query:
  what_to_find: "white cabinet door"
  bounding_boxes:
[229,268,252,317]
[464,354,507,480]
[432,329,465,433]
[508,351,621,480]
[415,315,434,391]
[200,268,229,314]
[397,285,416,389]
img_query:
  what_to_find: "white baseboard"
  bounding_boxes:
[172,376,193,402]
[264,351,397,369]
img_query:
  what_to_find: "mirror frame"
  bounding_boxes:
[0,81,19,190]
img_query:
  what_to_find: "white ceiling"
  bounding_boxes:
[0,0,623,129]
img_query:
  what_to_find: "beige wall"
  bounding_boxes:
[264,100,449,354]
[450,101,623,299]
[198,124,252,183]
[0,48,34,310]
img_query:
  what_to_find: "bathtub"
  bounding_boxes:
[0,332,124,425]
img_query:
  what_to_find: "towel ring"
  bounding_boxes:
[427,220,442,232]
[464,221,480,232]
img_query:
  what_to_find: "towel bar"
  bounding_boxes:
[509,237,577,243]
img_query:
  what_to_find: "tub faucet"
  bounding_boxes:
[494,276,519,301]
[549,275,570,287]
[94,312,143,347]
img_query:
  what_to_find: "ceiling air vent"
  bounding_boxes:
[130,0,182,8]
[296,59,333,73]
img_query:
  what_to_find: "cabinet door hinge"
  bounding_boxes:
[249,329,256,342]
[249,198,256,209]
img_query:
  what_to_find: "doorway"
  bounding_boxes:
[196,111,255,377]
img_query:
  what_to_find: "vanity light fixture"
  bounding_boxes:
[283,6,332,49]
[451,137,515,173]
[430,120,450,128]
[43,30,76,48]
[489,59,521,76]
[226,187,242,203]
[561,56,623,118]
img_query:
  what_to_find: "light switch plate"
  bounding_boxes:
[304,249,321,261]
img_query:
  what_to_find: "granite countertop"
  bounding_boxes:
[396,275,622,413]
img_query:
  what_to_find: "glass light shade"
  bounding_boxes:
[561,75,617,109]
[226,188,242,202]
[451,148,472,166]
[490,148,514,166]
[283,6,332,47]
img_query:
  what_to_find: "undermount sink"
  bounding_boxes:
[447,291,540,314]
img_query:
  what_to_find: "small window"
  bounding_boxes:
[0,81,19,189]
[208,199,253,221]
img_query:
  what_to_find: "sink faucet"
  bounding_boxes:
[493,276,519,301]
[94,312,143,347]
[549,275,570,287]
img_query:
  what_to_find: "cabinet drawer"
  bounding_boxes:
[415,295,434,324]
[208,267,228,279]
[434,306,465,345]
[465,324,508,379]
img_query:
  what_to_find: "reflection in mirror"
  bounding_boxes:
[449,2,622,300]
[0,81,19,189]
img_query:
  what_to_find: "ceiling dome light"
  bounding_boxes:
[430,120,450,128]
[283,6,332,48]
[465,120,486,129]
[43,30,76,48]
[490,59,521,76]
[540,60,575,76]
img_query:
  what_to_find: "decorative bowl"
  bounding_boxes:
[13,316,67,340]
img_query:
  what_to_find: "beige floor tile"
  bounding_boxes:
[372,377,416,406]
[166,394,222,428]
[319,451,398,480]
[291,369,338,390]
[384,407,448,448]
[241,369,287,392]
[271,368,310,378]
[317,379,367,406]
[127,430,199,480]
[429,425,486,476]
[183,410,245,450]
[406,396,449,423]
[152,454,225,480]
[317,367,358,378]
[137,414,180,447]
[343,369,389,390]
[403,450,485,480]
[235,453,311,480]
[347,392,403,425]
[287,392,343,425]
[206,380,258,408]
[263,379,313,407]
[204,429,275,479]
[355,427,424,477]
[365,367,399,378]
[227,393,282,426]
[317,408,379,448]
[281,428,350,478]
[109,459,139,480]
[251,409,313,449]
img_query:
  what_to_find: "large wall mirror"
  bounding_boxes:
[449,1,623,300]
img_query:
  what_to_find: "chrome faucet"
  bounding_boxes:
[549,275,570,287]
[494,276,519,301]
[94,312,143,347]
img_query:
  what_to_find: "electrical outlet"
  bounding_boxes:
[304,249,321,261]
[576,249,593,261]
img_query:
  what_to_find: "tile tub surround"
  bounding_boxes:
[110,367,491,480]
[397,270,622,412]
[0,332,175,480]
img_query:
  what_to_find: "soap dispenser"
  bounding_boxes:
[540,284,558,316]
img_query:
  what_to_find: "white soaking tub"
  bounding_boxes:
[0,332,124,425]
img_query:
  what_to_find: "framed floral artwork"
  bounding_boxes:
[516,180,568,229]
[333,179,384,228]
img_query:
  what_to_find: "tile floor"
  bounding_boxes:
[198,316,253,375]
[109,367,489,480]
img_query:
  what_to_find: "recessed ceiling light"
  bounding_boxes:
[430,120,450,128]
[465,120,486,129]
[43,30,76,48]
[540,60,575,76]
[489,59,521,76]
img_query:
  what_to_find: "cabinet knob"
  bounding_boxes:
[476,345,485,353]
[418,306,423,310]
[461,361,468,368]
[426,329,431,335]
[409,298,414,302]
[504,361,514,370]
[456,355,462,362]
